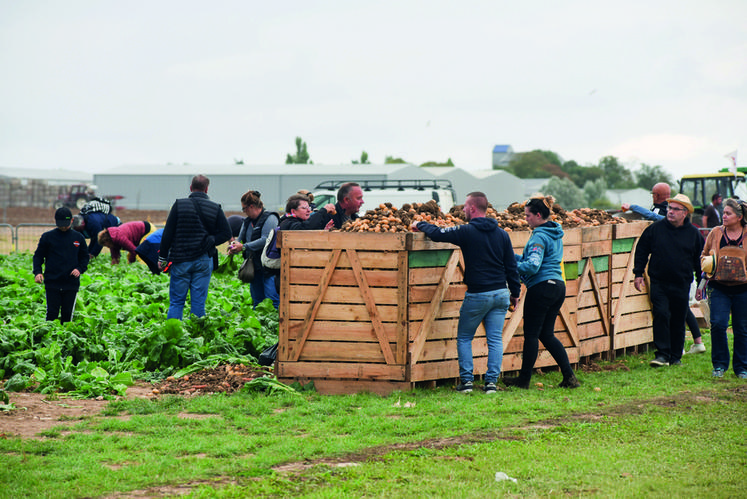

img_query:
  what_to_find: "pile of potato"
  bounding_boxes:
[338,200,628,233]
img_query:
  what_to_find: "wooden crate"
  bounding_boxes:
[277,223,653,394]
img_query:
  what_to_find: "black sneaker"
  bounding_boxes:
[559,374,581,388]
[484,382,497,394]
[650,356,669,367]
[670,359,682,366]
[456,381,473,393]
[502,376,530,389]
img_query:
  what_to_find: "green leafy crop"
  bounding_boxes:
[0,253,278,399]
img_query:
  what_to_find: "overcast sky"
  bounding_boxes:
[1,1,745,181]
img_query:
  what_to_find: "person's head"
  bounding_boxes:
[241,190,264,219]
[712,193,723,205]
[190,174,210,193]
[463,192,488,221]
[524,194,554,229]
[55,207,73,231]
[297,189,314,204]
[337,182,364,215]
[285,194,312,220]
[651,183,671,205]
[72,214,85,232]
[665,193,693,227]
[97,228,113,248]
[722,198,747,228]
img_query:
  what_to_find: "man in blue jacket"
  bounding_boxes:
[158,175,232,320]
[412,192,521,394]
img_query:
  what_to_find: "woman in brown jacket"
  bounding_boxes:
[699,198,747,379]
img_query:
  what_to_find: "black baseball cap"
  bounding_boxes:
[55,207,73,227]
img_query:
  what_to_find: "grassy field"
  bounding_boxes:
[2,333,745,498]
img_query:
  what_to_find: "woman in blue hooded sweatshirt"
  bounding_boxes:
[503,194,580,389]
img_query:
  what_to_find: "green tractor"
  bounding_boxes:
[679,170,747,227]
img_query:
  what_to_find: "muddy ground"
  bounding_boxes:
[0,364,273,439]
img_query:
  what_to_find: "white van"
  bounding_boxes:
[311,179,457,213]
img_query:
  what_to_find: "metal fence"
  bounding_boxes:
[1,224,167,255]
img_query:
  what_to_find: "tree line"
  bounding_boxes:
[280,137,674,209]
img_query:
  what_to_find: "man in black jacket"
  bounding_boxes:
[634,194,704,367]
[159,175,232,320]
[330,182,364,229]
[33,207,89,323]
[412,192,521,394]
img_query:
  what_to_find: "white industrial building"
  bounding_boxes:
[93,164,525,212]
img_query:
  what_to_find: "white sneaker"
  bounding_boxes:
[686,343,706,354]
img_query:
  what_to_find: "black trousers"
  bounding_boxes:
[45,287,78,323]
[519,280,574,380]
[649,279,689,363]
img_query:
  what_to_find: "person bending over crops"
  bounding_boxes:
[33,207,89,323]
[72,211,120,260]
[330,182,363,229]
[412,192,521,394]
[503,194,581,389]
[228,190,280,309]
[158,174,232,320]
[98,221,153,265]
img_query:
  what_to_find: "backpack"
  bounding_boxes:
[261,226,281,270]
[80,197,113,216]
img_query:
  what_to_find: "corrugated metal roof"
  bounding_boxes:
[99,163,414,176]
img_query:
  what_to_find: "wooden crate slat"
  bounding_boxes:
[288,320,398,342]
[289,267,401,287]
[289,302,399,322]
[409,284,467,303]
[277,361,406,380]
[346,248,396,364]
[289,249,400,269]
[281,230,410,250]
[290,248,342,361]
[290,284,400,305]
[287,340,396,363]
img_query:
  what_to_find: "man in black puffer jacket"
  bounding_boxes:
[159,175,232,320]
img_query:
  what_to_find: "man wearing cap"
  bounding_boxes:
[633,194,704,367]
[33,207,89,323]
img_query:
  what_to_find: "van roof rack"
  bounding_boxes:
[314,179,454,192]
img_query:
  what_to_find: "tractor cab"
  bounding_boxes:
[679,172,747,226]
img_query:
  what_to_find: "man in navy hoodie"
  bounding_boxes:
[412,192,521,394]
[33,207,89,323]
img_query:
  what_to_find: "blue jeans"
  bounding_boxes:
[457,288,510,384]
[167,253,213,320]
[250,269,279,309]
[709,286,747,374]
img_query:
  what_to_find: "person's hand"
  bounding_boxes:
[411,221,420,232]
[70,269,81,278]
[323,203,336,214]
[634,276,645,292]
[509,295,519,311]
[227,241,243,255]
[324,219,334,231]
[621,203,631,211]
[695,288,704,301]
[34,273,44,284]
